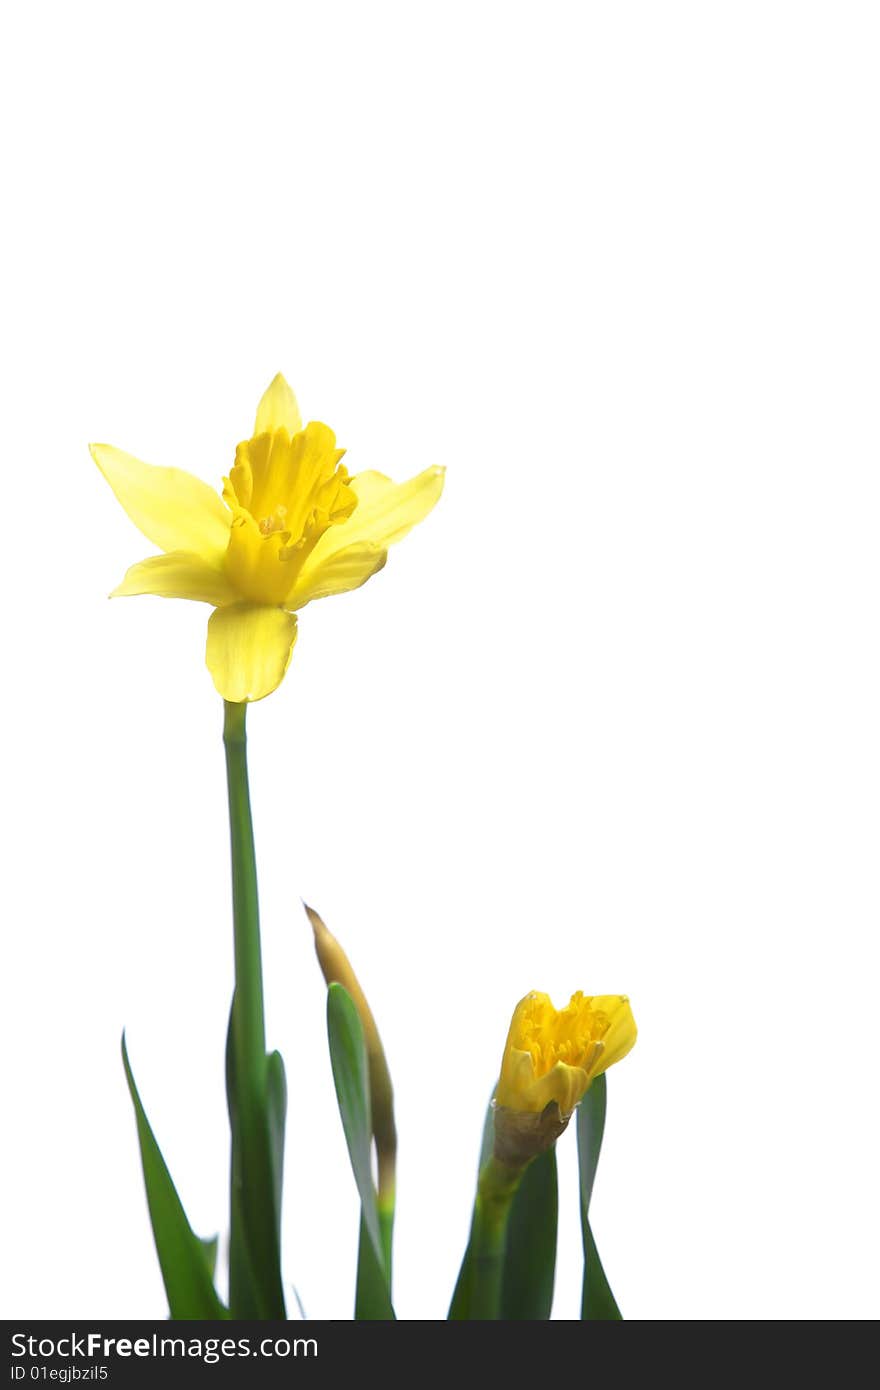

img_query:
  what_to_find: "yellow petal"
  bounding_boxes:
[589,996,638,1075]
[110,551,239,605]
[205,603,298,702]
[305,465,444,567]
[254,373,303,437]
[91,444,231,560]
[533,1060,592,1115]
[496,1047,543,1111]
[287,542,387,610]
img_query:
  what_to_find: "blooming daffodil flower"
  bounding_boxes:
[91,375,444,702]
[496,990,637,1119]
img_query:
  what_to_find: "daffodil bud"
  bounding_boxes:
[306,903,397,1206]
[493,990,637,1167]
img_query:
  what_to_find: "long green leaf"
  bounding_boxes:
[326,983,394,1319]
[225,1007,286,1319]
[577,1073,622,1320]
[225,1003,258,1318]
[199,1236,219,1280]
[450,1091,558,1319]
[448,1099,495,1319]
[500,1147,558,1319]
[355,1217,393,1320]
[121,1034,228,1320]
[266,1049,288,1233]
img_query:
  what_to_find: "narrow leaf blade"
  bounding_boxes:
[448,1096,495,1319]
[500,1147,558,1319]
[326,983,394,1319]
[225,1006,286,1318]
[199,1236,219,1280]
[225,1004,260,1318]
[266,1049,288,1238]
[577,1074,622,1320]
[582,1223,622,1320]
[355,1216,395,1320]
[121,1034,228,1320]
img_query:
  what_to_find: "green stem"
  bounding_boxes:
[223,700,285,1319]
[223,700,267,1091]
[469,1157,523,1320]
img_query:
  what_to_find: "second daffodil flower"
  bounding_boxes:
[493,990,637,1166]
[91,375,444,702]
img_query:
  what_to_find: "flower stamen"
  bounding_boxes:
[258,507,288,537]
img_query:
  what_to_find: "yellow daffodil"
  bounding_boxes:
[496,990,636,1118]
[91,374,444,702]
[491,990,636,1167]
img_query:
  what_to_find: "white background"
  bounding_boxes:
[2,1,878,1321]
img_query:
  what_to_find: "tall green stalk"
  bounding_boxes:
[223,700,286,1319]
[224,700,267,1086]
